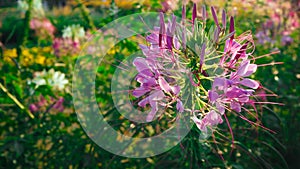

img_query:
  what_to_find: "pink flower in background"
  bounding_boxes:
[53,38,81,57]
[29,104,39,112]
[255,0,299,46]
[30,18,55,39]
[29,95,65,113]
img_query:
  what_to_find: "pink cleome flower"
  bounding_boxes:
[132,4,277,136]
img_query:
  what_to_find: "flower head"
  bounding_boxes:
[132,5,277,137]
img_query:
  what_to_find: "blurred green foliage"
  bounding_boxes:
[0,0,299,168]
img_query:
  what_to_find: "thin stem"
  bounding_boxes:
[0,82,34,119]
[76,0,96,31]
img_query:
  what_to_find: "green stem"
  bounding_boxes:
[76,0,96,31]
[0,82,34,119]
[17,0,33,58]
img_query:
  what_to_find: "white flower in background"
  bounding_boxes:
[17,0,28,12]
[62,24,85,40]
[31,69,68,91]
[62,27,72,39]
[17,0,45,17]
[31,69,47,86]
[47,69,69,90]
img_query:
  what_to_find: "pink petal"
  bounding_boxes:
[229,16,235,39]
[132,87,150,98]
[237,60,250,77]
[222,9,226,30]
[146,102,158,122]
[158,76,172,93]
[216,102,225,115]
[133,57,153,76]
[138,97,149,107]
[192,3,197,25]
[211,6,220,29]
[244,64,257,77]
[212,77,226,89]
[192,116,207,132]
[202,5,206,21]
[199,42,206,66]
[240,78,259,89]
[207,110,223,125]
[176,99,184,113]
[171,85,181,95]
[208,90,219,103]
[230,101,241,112]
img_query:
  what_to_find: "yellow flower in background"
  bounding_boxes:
[68,0,111,8]
[51,6,73,16]
[42,46,53,53]
[3,48,18,63]
[35,55,46,65]
[198,0,226,8]
[68,0,149,9]
[2,47,54,66]
[20,49,34,66]
[115,0,149,9]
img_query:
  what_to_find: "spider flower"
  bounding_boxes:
[132,4,276,136]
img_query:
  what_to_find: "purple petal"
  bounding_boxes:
[206,110,223,125]
[236,95,250,103]
[222,9,226,30]
[166,36,173,50]
[213,28,220,43]
[237,60,250,77]
[192,116,207,132]
[149,90,165,101]
[146,102,158,122]
[208,90,219,103]
[132,87,150,98]
[138,97,149,107]
[216,102,225,115]
[192,3,197,25]
[202,5,206,21]
[244,64,257,76]
[240,78,259,89]
[170,14,177,35]
[234,42,248,60]
[199,42,206,66]
[182,5,186,22]
[212,77,226,89]
[158,76,172,93]
[182,28,186,50]
[176,99,184,113]
[141,77,157,87]
[211,6,220,29]
[171,85,181,95]
[133,57,153,77]
[229,16,235,39]
[146,33,159,44]
[159,12,166,47]
[226,86,246,98]
[146,90,165,122]
[230,101,241,112]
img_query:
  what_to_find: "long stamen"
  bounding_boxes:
[223,113,235,154]
[239,115,276,134]
[257,62,284,67]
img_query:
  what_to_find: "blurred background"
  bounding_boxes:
[0,0,299,168]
